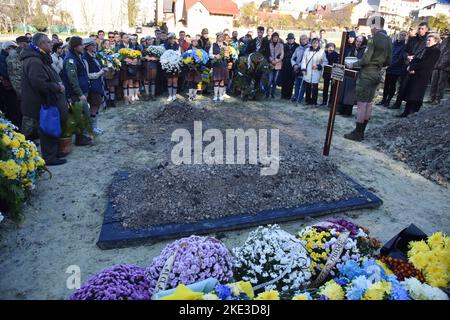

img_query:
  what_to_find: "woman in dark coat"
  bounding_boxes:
[337,33,366,116]
[399,34,441,117]
[322,42,339,106]
[280,33,298,99]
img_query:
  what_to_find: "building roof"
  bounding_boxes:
[185,0,239,16]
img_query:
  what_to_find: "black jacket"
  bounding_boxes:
[405,44,440,102]
[247,36,270,59]
[405,32,429,60]
[434,37,450,71]
[20,46,68,121]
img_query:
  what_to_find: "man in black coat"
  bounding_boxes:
[280,33,298,99]
[21,33,69,165]
[390,22,429,109]
[428,33,450,105]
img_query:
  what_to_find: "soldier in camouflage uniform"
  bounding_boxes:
[61,36,92,146]
[344,16,392,142]
[6,36,30,99]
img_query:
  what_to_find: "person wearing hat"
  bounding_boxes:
[344,15,392,141]
[280,33,298,100]
[61,36,93,146]
[83,38,108,134]
[20,32,68,165]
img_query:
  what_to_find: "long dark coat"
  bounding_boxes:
[280,42,298,98]
[405,44,440,103]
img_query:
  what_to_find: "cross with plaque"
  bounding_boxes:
[322,32,359,156]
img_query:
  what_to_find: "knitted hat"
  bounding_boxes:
[201,28,209,34]
[286,33,295,40]
[69,36,83,50]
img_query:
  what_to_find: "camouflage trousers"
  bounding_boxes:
[356,68,383,103]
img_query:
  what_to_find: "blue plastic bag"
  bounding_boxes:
[39,105,61,138]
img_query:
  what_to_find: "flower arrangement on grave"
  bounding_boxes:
[401,277,448,300]
[145,235,234,296]
[232,225,312,297]
[70,264,152,300]
[377,255,426,282]
[160,49,183,75]
[297,219,380,285]
[407,232,449,288]
[0,117,47,220]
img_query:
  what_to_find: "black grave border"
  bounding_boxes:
[97,170,382,249]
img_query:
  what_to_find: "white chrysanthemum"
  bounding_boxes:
[401,278,448,300]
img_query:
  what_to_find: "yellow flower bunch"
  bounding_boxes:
[318,280,345,300]
[408,232,450,288]
[118,48,142,59]
[255,290,280,300]
[182,56,194,65]
[298,228,331,273]
[363,281,392,300]
[0,159,21,180]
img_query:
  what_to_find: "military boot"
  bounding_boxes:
[344,122,364,142]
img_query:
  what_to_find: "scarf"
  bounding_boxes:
[29,43,53,65]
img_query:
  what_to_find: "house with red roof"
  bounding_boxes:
[161,0,239,34]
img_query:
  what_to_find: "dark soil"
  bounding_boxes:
[108,100,360,229]
[368,102,450,186]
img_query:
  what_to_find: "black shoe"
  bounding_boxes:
[46,158,67,166]
[344,122,364,141]
[75,135,93,146]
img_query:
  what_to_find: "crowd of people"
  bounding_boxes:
[0,19,448,166]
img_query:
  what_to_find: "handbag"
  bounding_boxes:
[39,104,61,138]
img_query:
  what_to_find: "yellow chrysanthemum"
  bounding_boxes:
[409,252,430,270]
[0,123,8,130]
[28,161,35,172]
[363,282,391,300]
[318,280,345,300]
[13,131,25,142]
[36,157,45,167]
[9,139,20,149]
[1,134,12,147]
[17,148,25,159]
[408,240,430,257]
[427,232,445,250]
[0,160,21,180]
[255,290,280,300]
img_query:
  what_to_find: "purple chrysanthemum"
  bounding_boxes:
[70,264,153,300]
[145,235,234,292]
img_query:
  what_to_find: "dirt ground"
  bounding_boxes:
[1,90,449,299]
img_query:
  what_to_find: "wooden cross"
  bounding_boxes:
[322,32,358,156]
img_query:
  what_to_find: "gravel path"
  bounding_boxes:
[1,92,449,299]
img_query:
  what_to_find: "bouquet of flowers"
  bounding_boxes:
[145,235,234,295]
[294,258,412,300]
[182,48,209,66]
[407,232,449,288]
[97,49,122,72]
[0,117,47,220]
[200,65,211,84]
[70,264,152,300]
[118,48,142,60]
[297,219,381,284]
[377,255,426,282]
[145,45,166,59]
[232,225,312,296]
[160,49,183,75]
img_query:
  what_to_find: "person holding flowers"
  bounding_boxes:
[163,33,181,102]
[99,39,121,108]
[129,35,144,102]
[118,34,142,105]
[209,32,229,102]
[183,38,208,101]
[142,41,165,101]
